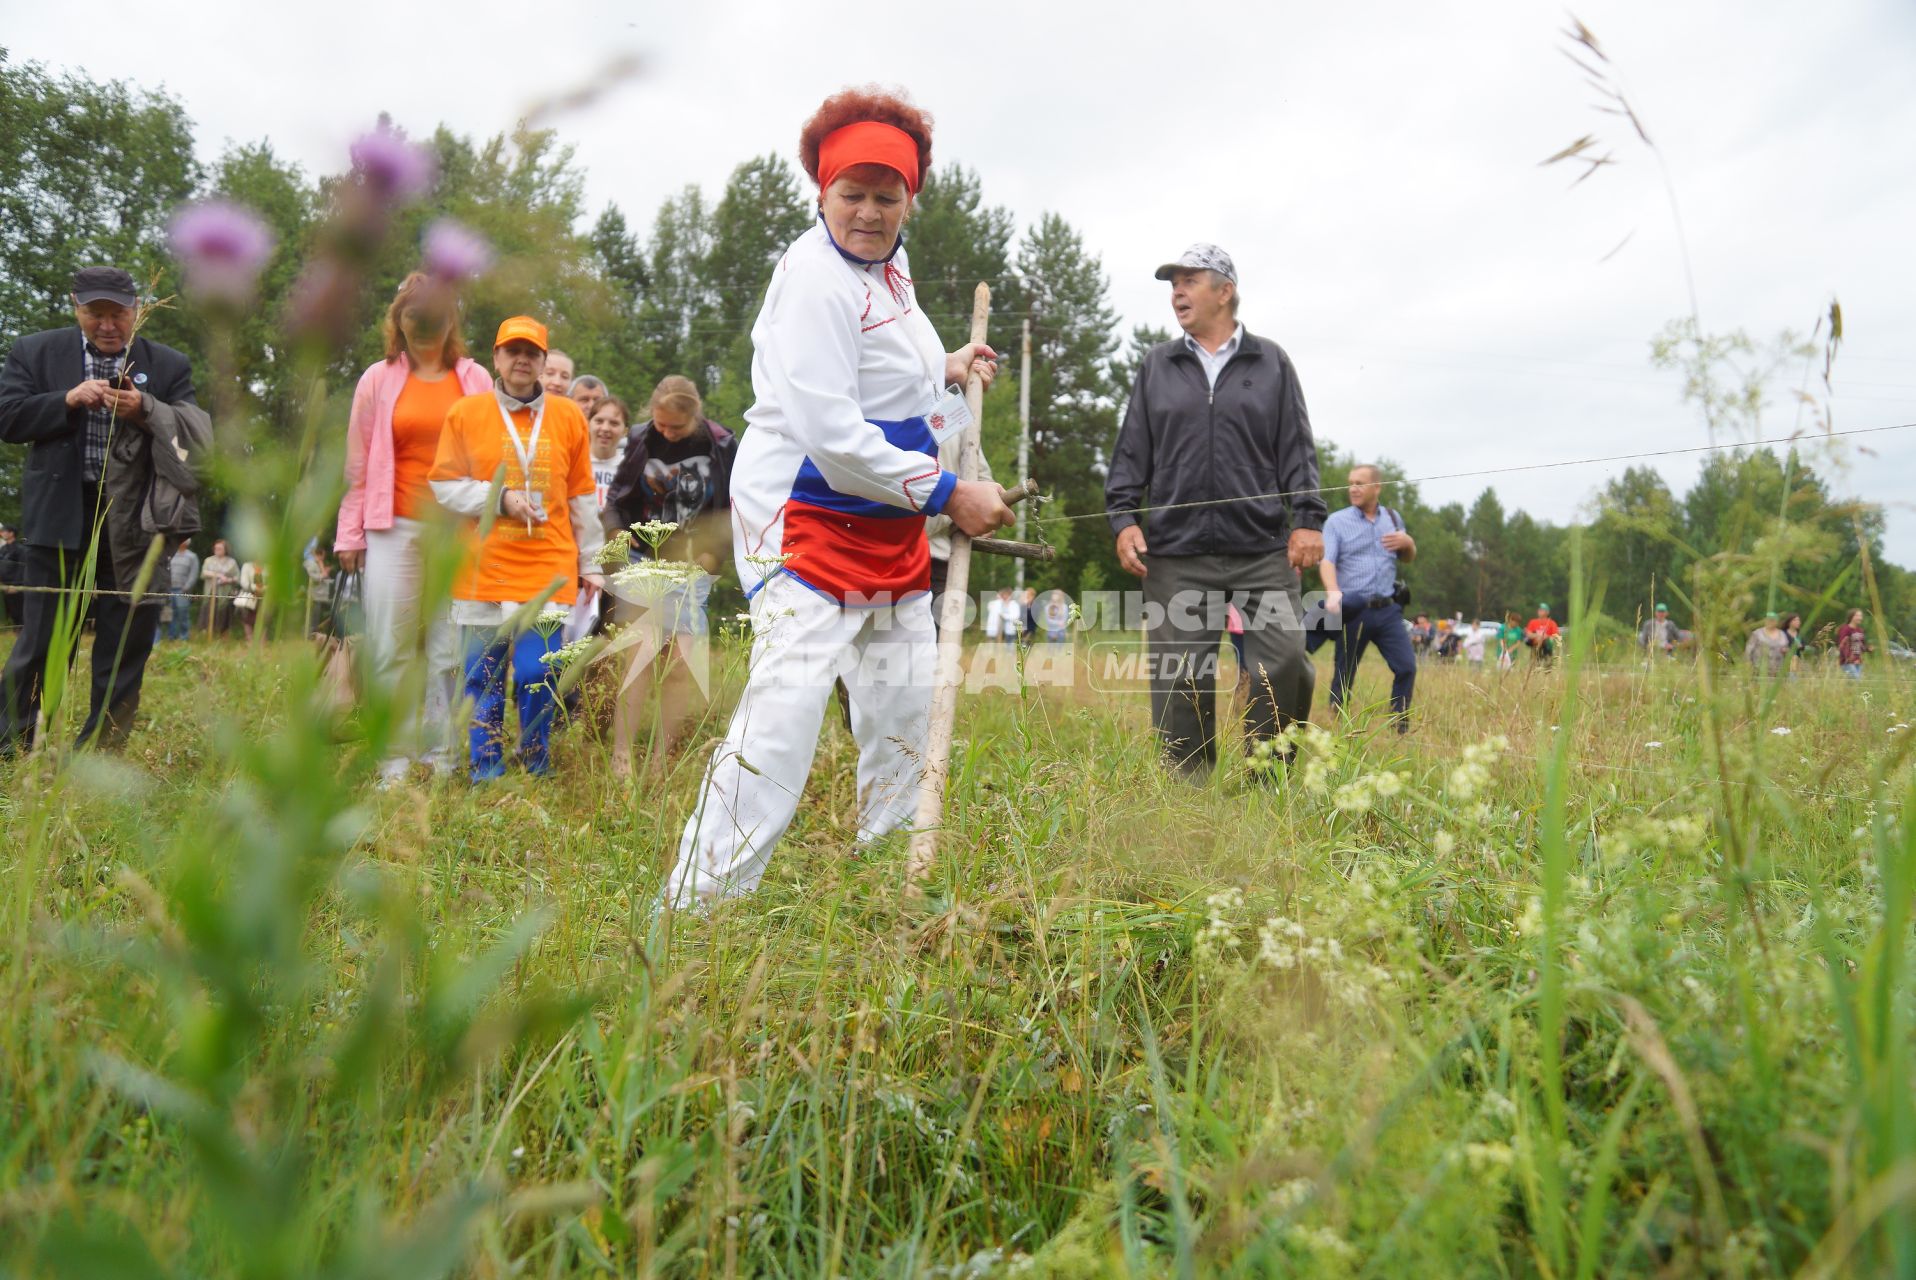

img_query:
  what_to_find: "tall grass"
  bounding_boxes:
[2,611,1910,1274]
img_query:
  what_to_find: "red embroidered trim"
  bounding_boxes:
[741,501,787,556]
[901,467,939,512]
[860,316,897,334]
[883,262,913,310]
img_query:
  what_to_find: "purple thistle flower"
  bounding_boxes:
[348,123,436,202]
[168,200,276,304]
[422,218,495,283]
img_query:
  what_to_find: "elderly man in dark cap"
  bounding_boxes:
[1105,244,1328,780]
[0,266,211,753]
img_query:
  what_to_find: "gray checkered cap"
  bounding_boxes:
[1153,243,1236,285]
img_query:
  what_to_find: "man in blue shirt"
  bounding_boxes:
[1317,465,1418,731]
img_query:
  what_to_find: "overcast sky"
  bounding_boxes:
[9,0,1915,560]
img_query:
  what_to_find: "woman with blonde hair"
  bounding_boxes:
[602,375,737,777]
[335,272,492,781]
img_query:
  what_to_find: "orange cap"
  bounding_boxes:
[493,315,548,352]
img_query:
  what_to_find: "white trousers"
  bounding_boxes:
[362,516,460,765]
[666,574,935,907]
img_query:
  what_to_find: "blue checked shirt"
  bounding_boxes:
[1320,503,1404,604]
[80,341,124,483]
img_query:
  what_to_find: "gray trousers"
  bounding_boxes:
[1142,552,1313,774]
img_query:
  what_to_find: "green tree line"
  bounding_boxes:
[3,50,1910,643]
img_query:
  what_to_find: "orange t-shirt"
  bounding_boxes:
[429,391,596,605]
[390,373,464,519]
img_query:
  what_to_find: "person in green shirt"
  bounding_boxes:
[1496,611,1524,671]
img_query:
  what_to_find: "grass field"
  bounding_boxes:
[2,623,1912,1277]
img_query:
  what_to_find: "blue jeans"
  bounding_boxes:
[1329,601,1417,730]
[166,589,194,640]
[462,626,563,779]
[1842,663,1862,679]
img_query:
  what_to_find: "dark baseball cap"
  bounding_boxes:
[73,266,137,307]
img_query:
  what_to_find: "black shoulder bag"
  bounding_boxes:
[1386,507,1412,607]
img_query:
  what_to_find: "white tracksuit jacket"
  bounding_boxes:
[730,222,957,605]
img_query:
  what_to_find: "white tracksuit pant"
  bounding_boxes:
[666,573,935,906]
[362,516,460,766]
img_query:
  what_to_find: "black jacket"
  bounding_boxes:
[602,417,738,538]
[1105,328,1327,556]
[0,327,202,571]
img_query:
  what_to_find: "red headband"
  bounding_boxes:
[817,121,921,195]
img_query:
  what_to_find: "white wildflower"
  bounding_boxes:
[1463,1141,1514,1171]
[1643,741,1663,749]
[1770,726,1792,736]
[628,519,680,550]
[1286,1225,1357,1261]
[1332,780,1373,814]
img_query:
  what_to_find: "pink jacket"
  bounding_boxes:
[335,354,493,551]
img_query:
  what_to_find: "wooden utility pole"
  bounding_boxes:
[1014,319,1032,594]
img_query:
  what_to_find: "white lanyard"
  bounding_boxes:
[496,393,545,491]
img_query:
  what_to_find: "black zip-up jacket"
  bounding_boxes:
[1105,328,1327,556]
[602,416,737,539]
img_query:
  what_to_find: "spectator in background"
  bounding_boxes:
[588,397,629,511]
[0,524,23,628]
[539,349,575,400]
[1020,586,1039,645]
[1317,464,1418,732]
[302,538,334,638]
[1462,619,1486,669]
[335,271,492,782]
[1746,611,1790,677]
[569,375,608,420]
[984,586,1016,641]
[1497,611,1524,671]
[0,266,212,752]
[428,315,603,780]
[165,536,199,641]
[235,559,266,643]
[1408,614,1433,661]
[201,539,239,636]
[602,375,737,779]
[1043,589,1071,644]
[1525,603,1561,664]
[1782,612,1805,675]
[1639,602,1678,657]
[1105,242,1327,777]
[1836,609,1868,678]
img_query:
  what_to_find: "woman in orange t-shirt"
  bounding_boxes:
[428,316,603,779]
[335,273,492,783]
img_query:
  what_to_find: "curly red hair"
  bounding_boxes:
[799,86,934,188]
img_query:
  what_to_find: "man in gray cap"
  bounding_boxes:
[1105,244,1327,779]
[0,266,211,754]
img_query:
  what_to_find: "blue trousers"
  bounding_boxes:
[462,627,562,779]
[1328,601,1417,730]
[165,590,194,640]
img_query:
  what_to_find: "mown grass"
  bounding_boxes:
[1,624,1911,1277]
